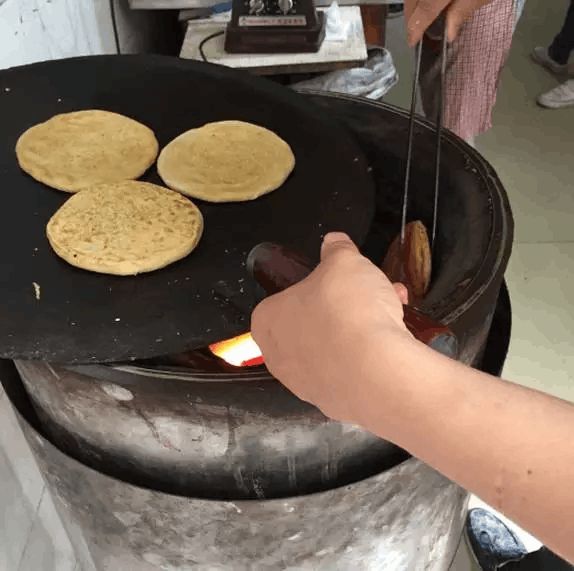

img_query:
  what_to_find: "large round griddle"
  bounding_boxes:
[0,56,374,363]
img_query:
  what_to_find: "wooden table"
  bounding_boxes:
[180,7,369,75]
[130,0,395,8]
[130,0,389,47]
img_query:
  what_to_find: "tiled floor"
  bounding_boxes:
[1,1,573,569]
[0,387,78,571]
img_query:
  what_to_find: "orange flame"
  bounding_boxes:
[209,332,264,367]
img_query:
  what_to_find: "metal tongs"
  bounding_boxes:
[242,20,459,360]
[402,15,448,255]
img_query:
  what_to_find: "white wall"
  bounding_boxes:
[0,0,172,71]
[0,0,118,70]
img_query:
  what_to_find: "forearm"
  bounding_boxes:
[251,233,574,560]
[364,335,574,562]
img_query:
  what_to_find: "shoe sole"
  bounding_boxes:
[537,98,574,109]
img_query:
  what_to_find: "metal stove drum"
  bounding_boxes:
[0,56,513,570]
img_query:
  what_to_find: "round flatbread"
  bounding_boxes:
[16,110,159,193]
[157,120,295,202]
[47,181,203,276]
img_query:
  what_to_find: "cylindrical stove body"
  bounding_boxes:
[17,402,465,571]
[14,94,513,502]
[4,93,514,569]
[2,284,511,570]
[15,360,408,501]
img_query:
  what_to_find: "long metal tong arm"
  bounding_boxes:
[402,15,448,256]
[431,16,448,252]
[401,40,423,248]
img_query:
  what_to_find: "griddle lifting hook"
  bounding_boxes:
[401,14,448,257]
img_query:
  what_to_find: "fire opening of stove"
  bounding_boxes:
[209,332,264,367]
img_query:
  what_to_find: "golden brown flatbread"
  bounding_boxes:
[46,181,203,276]
[157,120,295,202]
[16,110,158,192]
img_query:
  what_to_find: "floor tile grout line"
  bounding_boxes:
[16,484,47,571]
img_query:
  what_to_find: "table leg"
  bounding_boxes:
[360,4,388,47]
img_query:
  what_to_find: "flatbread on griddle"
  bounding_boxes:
[16,110,158,193]
[46,181,203,276]
[157,120,295,202]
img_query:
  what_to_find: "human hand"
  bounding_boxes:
[404,0,493,45]
[251,232,412,427]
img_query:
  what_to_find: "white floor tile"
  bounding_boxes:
[0,445,38,571]
[504,241,574,402]
[450,535,475,571]
[463,0,574,244]
[0,391,46,512]
[18,489,77,571]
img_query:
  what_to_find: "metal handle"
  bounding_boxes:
[403,306,458,359]
[247,242,458,359]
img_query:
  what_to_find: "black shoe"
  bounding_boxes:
[465,508,528,570]
[388,3,404,17]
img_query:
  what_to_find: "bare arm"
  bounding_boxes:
[252,233,574,564]
[367,335,574,562]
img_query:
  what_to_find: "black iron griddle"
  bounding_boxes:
[0,55,374,364]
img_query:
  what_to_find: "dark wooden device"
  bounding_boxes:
[225,0,326,53]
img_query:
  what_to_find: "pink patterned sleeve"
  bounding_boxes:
[419,0,516,141]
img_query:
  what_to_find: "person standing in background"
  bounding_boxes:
[531,0,574,108]
[405,0,525,145]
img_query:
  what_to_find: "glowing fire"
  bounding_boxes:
[209,332,264,367]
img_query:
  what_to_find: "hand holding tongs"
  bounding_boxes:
[247,241,458,360]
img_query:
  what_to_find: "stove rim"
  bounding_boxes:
[78,362,272,383]
[4,282,511,502]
